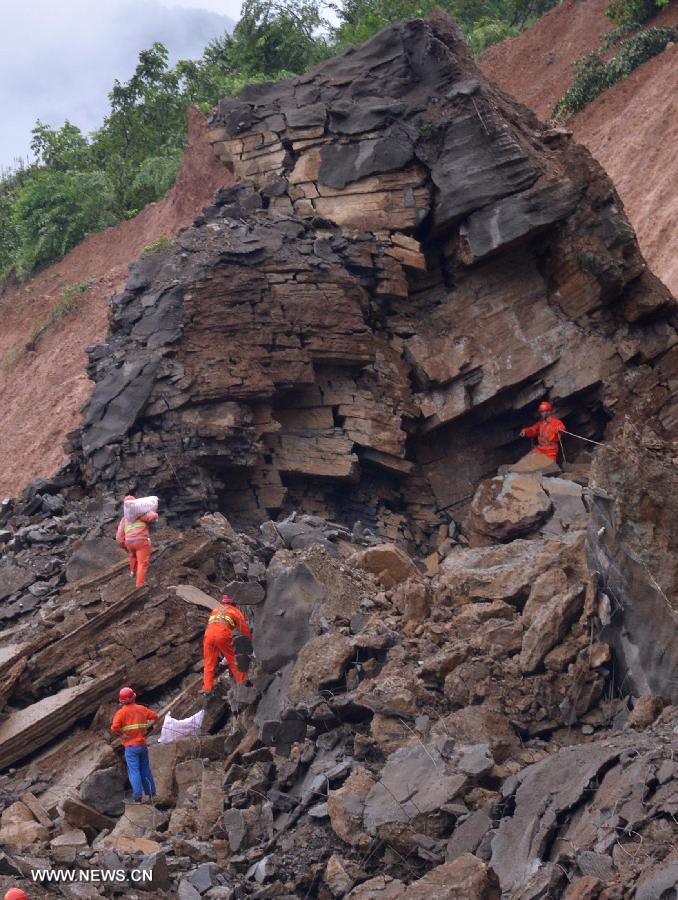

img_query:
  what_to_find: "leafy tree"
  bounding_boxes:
[330,0,557,54]
[90,43,186,216]
[229,0,330,76]
[127,150,184,211]
[12,170,118,278]
[176,35,277,114]
[330,0,442,48]
[30,120,92,172]
[0,170,23,279]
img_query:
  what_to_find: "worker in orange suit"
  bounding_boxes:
[203,595,252,693]
[111,687,158,803]
[116,495,158,588]
[520,401,566,461]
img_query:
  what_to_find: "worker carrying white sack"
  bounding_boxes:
[116,495,159,587]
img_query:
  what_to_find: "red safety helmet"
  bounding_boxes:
[4,889,29,900]
[118,687,136,704]
[538,401,553,413]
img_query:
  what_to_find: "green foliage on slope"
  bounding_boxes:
[553,23,677,118]
[606,0,668,26]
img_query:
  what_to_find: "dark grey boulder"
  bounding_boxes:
[79,766,127,816]
[0,563,35,601]
[65,537,125,583]
[253,562,325,674]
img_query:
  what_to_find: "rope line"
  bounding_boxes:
[562,429,605,446]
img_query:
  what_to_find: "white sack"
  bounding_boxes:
[124,496,159,521]
[158,709,205,743]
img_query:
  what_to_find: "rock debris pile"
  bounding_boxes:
[1,439,678,897]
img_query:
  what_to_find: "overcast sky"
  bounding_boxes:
[0,0,240,170]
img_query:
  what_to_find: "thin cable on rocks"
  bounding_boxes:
[562,429,605,447]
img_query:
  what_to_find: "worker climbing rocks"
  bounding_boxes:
[116,495,158,588]
[520,401,566,462]
[111,686,158,804]
[4,889,29,900]
[203,594,252,693]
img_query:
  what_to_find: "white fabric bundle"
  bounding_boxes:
[124,496,159,521]
[158,710,205,743]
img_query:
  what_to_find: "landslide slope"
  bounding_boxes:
[70,13,677,542]
[482,0,678,295]
[0,108,232,499]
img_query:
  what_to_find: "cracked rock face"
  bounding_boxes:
[69,13,676,543]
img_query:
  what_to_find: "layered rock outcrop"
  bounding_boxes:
[69,14,677,544]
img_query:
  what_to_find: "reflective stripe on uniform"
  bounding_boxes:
[209,612,236,627]
[122,722,148,731]
[124,521,149,542]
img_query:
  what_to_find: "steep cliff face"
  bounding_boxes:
[68,14,677,543]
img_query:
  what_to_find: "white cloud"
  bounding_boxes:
[0,0,238,169]
[165,0,242,11]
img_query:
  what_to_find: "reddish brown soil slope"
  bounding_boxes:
[482,0,678,295]
[0,108,232,498]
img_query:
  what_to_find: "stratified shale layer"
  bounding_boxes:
[71,14,677,541]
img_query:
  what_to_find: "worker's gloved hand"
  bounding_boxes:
[519,429,526,437]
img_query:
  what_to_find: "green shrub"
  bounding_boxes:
[3,344,23,371]
[468,17,520,56]
[55,281,93,319]
[143,237,172,254]
[13,171,117,279]
[124,150,183,218]
[553,25,677,118]
[606,0,668,26]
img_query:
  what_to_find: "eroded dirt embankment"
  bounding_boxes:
[0,107,231,498]
[482,0,678,295]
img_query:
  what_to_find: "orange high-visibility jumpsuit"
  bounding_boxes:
[203,604,252,690]
[521,416,566,461]
[116,513,158,587]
